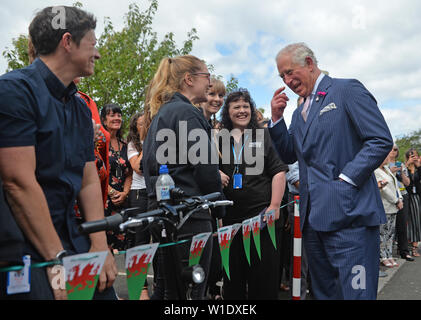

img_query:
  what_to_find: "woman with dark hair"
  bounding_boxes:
[100,104,133,252]
[218,89,288,300]
[405,148,421,256]
[126,111,150,299]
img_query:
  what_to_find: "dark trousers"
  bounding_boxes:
[127,189,150,246]
[303,222,379,300]
[396,193,410,257]
[223,224,281,300]
[150,218,213,300]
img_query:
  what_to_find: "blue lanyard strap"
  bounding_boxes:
[232,135,249,166]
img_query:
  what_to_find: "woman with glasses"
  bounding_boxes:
[142,55,224,300]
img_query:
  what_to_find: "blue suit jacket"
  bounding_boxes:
[269,75,393,232]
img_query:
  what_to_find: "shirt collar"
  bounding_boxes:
[309,72,325,99]
[33,58,78,101]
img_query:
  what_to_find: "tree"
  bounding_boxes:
[2,35,30,71]
[2,0,199,131]
[395,129,421,162]
[79,0,199,129]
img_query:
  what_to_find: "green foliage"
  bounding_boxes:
[395,129,421,162]
[1,0,240,135]
[78,0,199,131]
[2,35,30,72]
[225,74,239,94]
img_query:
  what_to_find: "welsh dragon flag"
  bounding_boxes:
[63,251,108,300]
[125,243,159,300]
[251,215,262,260]
[265,210,277,249]
[189,232,212,267]
[218,226,233,280]
[242,219,253,266]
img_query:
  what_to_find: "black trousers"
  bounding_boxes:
[127,189,150,246]
[222,223,281,300]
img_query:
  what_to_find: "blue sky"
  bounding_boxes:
[1,0,420,139]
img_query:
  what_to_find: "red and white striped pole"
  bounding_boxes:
[292,195,301,300]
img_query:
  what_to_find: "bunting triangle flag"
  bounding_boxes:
[125,243,159,300]
[265,210,277,250]
[63,251,108,300]
[251,215,262,260]
[189,232,212,267]
[218,226,233,280]
[230,223,242,244]
[242,218,253,266]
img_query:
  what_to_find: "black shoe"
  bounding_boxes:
[401,255,415,261]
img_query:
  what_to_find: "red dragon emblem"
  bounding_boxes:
[252,221,260,234]
[243,225,251,240]
[67,263,99,294]
[127,254,150,278]
[190,240,205,258]
[219,233,230,250]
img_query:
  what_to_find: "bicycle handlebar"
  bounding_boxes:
[78,192,231,235]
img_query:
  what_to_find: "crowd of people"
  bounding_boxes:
[0,6,420,301]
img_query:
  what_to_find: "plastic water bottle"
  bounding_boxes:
[155,165,175,202]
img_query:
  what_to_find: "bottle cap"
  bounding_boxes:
[159,165,169,174]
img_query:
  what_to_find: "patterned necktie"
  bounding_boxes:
[301,95,311,122]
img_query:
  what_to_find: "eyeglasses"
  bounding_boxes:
[191,72,211,80]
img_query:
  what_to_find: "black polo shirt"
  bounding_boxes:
[0,58,95,261]
[219,128,288,225]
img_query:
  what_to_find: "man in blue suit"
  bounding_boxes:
[268,43,393,299]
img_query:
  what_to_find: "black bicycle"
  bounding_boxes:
[79,190,232,300]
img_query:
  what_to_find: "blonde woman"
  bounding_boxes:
[142,55,224,300]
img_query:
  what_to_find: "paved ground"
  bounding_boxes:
[113,244,421,300]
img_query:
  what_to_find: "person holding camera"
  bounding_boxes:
[389,145,414,261]
[375,152,403,267]
[405,148,421,257]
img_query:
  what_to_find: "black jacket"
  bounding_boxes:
[142,93,224,219]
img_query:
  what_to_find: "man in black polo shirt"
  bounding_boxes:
[0,6,117,299]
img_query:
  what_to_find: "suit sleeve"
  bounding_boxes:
[340,80,393,187]
[267,118,297,164]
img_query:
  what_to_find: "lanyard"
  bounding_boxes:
[232,135,249,174]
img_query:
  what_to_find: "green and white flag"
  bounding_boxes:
[265,210,277,250]
[242,219,253,266]
[189,232,212,267]
[63,251,108,300]
[125,243,159,300]
[218,226,233,280]
[251,215,262,260]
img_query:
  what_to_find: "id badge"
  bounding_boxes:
[7,255,31,295]
[233,173,243,190]
[116,166,123,179]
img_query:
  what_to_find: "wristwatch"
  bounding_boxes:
[48,250,68,265]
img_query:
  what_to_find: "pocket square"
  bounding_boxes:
[319,103,337,116]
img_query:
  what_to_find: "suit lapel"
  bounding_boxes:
[302,75,332,144]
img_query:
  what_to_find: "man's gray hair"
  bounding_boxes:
[276,42,318,66]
